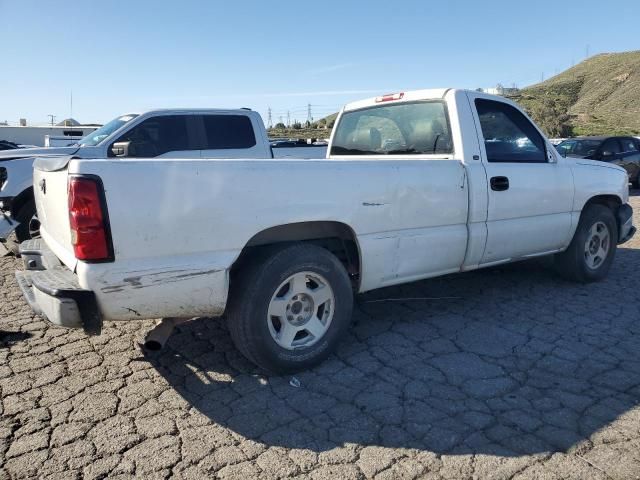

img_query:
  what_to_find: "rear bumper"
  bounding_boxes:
[617,203,636,244]
[15,239,102,334]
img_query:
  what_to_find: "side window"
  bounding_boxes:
[600,139,621,156]
[475,99,546,163]
[115,115,193,157]
[621,138,638,152]
[202,115,256,149]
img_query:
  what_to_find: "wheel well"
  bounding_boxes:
[231,221,361,289]
[584,194,621,211]
[583,194,622,230]
[10,187,34,216]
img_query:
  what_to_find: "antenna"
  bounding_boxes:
[70,90,74,133]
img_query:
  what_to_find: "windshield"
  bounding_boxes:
[556,139,602,157]
[78,114,138,147]
[330,101,453,156]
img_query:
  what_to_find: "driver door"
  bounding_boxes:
[467,94,574,264]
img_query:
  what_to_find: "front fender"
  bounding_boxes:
[571,160,628,211]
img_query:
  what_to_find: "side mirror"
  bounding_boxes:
[600,151,613,160]
[110,141,131,157]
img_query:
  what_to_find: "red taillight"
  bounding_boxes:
[68,176,112,261]
[375,92,404,103]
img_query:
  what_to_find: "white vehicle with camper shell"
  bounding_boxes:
[14,88,636,373]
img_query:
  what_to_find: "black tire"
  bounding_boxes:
[226,243,354,374]
[5,200,39,256]
[554,204,618,283]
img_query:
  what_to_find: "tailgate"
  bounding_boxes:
[33,157,77,270]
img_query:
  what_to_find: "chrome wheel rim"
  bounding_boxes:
[267,271,335,350]
[584,221,610,270]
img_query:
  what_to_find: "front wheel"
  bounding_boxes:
[554,204,618,283]
[226,243,354,374]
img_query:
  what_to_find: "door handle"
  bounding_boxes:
[490,176,509,191]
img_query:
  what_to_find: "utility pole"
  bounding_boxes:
[267,107,273,129]
[47,114,56,126]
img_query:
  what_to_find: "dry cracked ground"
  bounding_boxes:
[1,197,640,480]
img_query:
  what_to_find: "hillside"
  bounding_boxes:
[270,50,640,139]
[511,51,640,136]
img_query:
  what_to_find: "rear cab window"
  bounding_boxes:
[330,101,453,156]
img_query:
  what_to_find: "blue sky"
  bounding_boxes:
[1,0,638,126]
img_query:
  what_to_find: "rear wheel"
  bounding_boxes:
[554,204,617,283]
[226,243,354,374]
[5,200,39,256]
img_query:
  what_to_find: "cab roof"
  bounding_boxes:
[342,88,452,112]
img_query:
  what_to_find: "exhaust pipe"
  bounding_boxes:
[144,317,187,351]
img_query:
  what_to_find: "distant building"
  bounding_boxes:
[56,118,81,127]
[476,84,519,96]
[0,124,100,147]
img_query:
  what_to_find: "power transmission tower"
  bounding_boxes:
[267,107,273,129]
[48,115,56,126]
[279,116,283,126]
[286,111,290,128]
[306,104,313,124]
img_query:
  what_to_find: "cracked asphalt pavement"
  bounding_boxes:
[1,196,640,479]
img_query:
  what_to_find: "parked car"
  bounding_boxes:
[1,109,325,254]
[556,136,640,187]
[14,89,635,373]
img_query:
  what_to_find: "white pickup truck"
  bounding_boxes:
[0,108,323,254]
[14,89,636,373]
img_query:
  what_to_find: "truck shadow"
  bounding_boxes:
[144,248,640,456]
[0,330,32,348]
